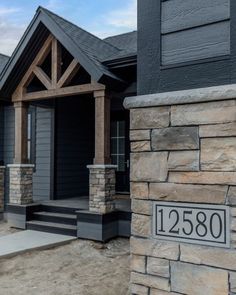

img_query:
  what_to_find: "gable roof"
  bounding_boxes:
[0,6,128,99]
[0,54,9,74]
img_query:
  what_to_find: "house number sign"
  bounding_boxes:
[153,202,230,248]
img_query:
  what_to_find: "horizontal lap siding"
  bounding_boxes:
[55,96,95,199]
[33,107,53,201]
[3,106,15,205]
[161,0,230,34]
[162,21,230,65]
[161,0,230,66]
[0,106,4,161]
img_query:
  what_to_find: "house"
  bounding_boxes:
[127,1,236,294]
[0,7,137,241]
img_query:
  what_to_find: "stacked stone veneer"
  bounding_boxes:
[8,164,34,205]
[0,166,5,211]
[124,84,236,295]
[87,165,116,214]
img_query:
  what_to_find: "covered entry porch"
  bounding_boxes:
[6,34,131,240]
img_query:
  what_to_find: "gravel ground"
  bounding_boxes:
[0,221,130,295]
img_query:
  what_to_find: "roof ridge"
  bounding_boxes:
[39,6,121,53]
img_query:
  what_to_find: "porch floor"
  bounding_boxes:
[41,195,131,212]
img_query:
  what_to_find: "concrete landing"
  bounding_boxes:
[0,230,76,259]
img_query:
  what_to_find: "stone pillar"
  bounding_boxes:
[87,165,117,214]
[0,166,5,211]
[8,164,34,205]
[124,84,236,295]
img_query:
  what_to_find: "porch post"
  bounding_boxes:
[87,90,117,214]
[8,101,34,205]
[14,101,28,164]
[94,90,111,165]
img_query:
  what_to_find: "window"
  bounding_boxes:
[111,120,125,172]
[27,107,36,164]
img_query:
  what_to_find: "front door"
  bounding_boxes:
[111,111,130,193]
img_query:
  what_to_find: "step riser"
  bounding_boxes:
[40,205,80,215]
[27,223,77,237]
[33,214,77,226]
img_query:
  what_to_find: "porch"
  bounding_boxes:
[5,34,131,241]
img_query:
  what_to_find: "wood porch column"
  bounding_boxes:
[14,101,28,164]
[94,90,111,165]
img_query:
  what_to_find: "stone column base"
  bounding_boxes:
[8,164,34,205]
[0,166,5,212]
[87,165,117,214]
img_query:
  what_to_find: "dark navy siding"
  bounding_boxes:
[55,96,95,199]
[33,107,54,202]
[0,106,4,162]
[3,106,15,205]
[138,0,233,95]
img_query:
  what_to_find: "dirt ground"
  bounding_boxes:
[0,221,130,295]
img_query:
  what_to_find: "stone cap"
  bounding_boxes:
[7,164,35,168]
[124,83,236,109]
[87,164,118,169]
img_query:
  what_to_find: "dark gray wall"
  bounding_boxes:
[3,106,15,205]
[138,0,233,95]
[33,106,54,202]
[0,105,4,162]
[55,96,95,199]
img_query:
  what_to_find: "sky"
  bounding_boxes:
[0,0,137,56]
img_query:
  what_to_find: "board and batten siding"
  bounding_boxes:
[33,106,54,202]
[161,0,230,66]
[55,96,95,199]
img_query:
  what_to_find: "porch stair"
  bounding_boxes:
[26,204,78,237]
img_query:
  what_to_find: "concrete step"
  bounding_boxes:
[26,220,77,237]
[33,211,77,225]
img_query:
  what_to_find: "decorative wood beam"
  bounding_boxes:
[12,35,54,100]
[57,59,80,88]
[94,90,111,165]
[33,66,53,90]
[14,102,28,164]
[51,38,62,87]
[13,83,105,102]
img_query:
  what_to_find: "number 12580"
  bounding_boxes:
[153,202,230,248]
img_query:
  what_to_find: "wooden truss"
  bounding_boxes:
[12,34,105,102]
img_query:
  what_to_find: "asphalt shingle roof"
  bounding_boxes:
[104,31,137,60]
[0,54,9,74]
[42,8,137,64]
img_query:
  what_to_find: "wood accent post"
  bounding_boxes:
[94,90,111,165]
[14,102,28,164]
